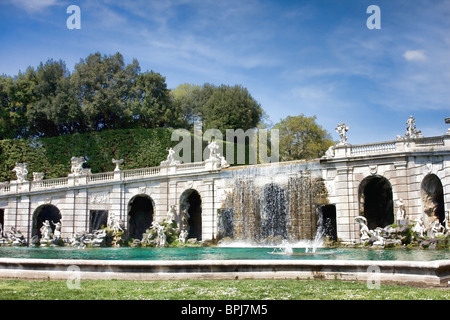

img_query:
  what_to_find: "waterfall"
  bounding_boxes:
[221,171,329,244]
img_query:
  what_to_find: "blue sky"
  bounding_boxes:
[0,0,449,144]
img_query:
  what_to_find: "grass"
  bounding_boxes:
[0,279,448,300]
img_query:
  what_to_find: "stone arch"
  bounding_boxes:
[127,194,154,240]
[180,189,202,240]
[32,204,61,238]
[421,174,445,225]
[358,175,394,230]
[259,182,287,240]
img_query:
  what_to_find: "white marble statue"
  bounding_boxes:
[70,157,88,176]
[40,220,53,242]
[404,115,424,139]
[412,215,426,237]
[178,229,188,243]
[52,221,61,240]
[355,216,371,244]
[395,199,406,224]
[12,163,28,183]
[167,205,177,222]
[157,224,166,247]
[428,220,445,238]
[217,153,229,168]
[160,147,180,166]
[207,140,219,160]
[336,123,349,145]
[372,228,385,246]
[108,212,123,233]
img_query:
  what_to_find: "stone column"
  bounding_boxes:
[201,178,216,241]
[334,165,354,243]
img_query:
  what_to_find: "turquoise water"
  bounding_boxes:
[0,246,448,261]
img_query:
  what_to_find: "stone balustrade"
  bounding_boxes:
[0,161,209,195]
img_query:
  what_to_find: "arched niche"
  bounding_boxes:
[32,204,61,238]
[421,174,445,225]
[127,194,154,240]
[358,175,394,230]
[180,189,202,240]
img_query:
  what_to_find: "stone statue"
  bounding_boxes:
[412,215,426,237]
[160,147,180,166]
[52,221,61,240]
[217,153,229,168]
[404,116,424,139]
[108,212,123,234]
[40,220,53,243]
[428,220,444,238]
[336,123,349,145]
[372,228,385,246]
[167,205,177,222]
[12,163,28,183]
[323,145,335,158]
[7,227,26,246]
[355,216,371,244]
[70,157,89,176]
[395,199,406,224]
[157,224,166,247]
[207,140,219,159]
[178,229,188,243]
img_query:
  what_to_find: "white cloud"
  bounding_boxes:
[11,0,61,13]
[403,50,427,62]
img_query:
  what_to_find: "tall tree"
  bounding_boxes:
[26,59,85,137]
[128,71,174,128]
[171,83,215,129]
[201,84,262,133]
[71,52,140,131]
[273,114,334,161]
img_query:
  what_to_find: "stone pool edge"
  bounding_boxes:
[0,258,449,287]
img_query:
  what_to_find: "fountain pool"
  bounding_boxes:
[0,245,448,286]
[0,245,447,261]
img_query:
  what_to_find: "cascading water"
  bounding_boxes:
[220,171,329,245]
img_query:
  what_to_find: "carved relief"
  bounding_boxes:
[90,192,110,204]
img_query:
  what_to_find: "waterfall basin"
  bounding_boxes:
[0,245,447,261]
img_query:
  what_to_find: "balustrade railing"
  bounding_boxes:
[88,172,114,183]
[351,141,397,155]
[31,177,69,189]
[123,166,160,180]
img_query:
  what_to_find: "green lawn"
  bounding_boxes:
[0,279,448,300]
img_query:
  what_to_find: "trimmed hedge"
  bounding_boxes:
[0,128,175,181]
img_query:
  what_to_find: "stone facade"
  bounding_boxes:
[0,120,449,244]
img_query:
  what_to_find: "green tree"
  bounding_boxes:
[26,59,86,137]
[201,84,262,132]
[273,114,334,161]
[171,83,216,129]
[128,71,174,128]
[71,52,140,131]
[0,69,38,139]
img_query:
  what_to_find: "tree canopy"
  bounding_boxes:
[273,114,334,161]
[0,52,265,140]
